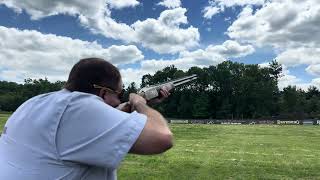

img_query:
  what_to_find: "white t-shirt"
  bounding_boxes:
[0,89,147,180]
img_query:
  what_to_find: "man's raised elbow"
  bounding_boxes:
[159,131,174,152]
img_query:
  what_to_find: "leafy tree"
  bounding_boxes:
[192,93,210,119]
[0,78,64,112]
[122,82,138,102]
[269,59,283,80]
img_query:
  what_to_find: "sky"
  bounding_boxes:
[0,0,319,90]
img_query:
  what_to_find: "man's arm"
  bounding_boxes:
[128,93,173,155]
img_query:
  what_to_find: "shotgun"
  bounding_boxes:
[117,74,198,111]
[138,74,198,100]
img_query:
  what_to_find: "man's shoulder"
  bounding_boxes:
[66,90,103,104]
[55,89,110,113]
[38,89,101,102]
[24,89,101,106]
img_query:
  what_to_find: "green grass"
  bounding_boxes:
[0,113,10,131]
[1,114,320,179]
[119,124,320,179]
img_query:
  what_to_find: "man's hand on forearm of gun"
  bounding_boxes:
[147,88,171,105]
[116,87,170,113]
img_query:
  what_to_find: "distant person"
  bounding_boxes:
[0,58,173,179]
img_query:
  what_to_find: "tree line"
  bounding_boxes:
[0,79,64,112]
[1,60,320,120]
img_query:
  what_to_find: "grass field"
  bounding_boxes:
[0,112,10,130]
[1,114,320,179]
[119,124,320,179]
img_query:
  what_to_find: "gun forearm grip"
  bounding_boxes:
[140,83,174,100]
[141,88,159,100]
[137,74,197,101]
[160,83,174,92]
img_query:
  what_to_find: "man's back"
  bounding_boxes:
[0,89,147,179]
[0,89,76,179]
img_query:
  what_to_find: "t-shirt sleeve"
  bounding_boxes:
[56,94,147,169]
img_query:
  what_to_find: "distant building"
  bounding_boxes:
[302,120,314,125]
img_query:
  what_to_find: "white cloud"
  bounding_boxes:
[158,7,187,26]
[226,0,320,89]
[1,0,140,19]
[1,1,199,54]
[306,64,320,76]
[83,7,200,54]
[228,0,320,49]
[258,62,269,68]
[202,0,265,19]
[120,68,149,87]
[207,40,254,58]
[106,45,144,63]
[144,40,254,71]
[260,62,320,90]
[0,0,137,42]
[131,8,200,54]
[0,26,143,82]
[277,65,306,90]
[177,41,253,69]
[106,0,140,9]
[278,74,310,90]
[311,78,320,88]
[157,0,181,9]
[1,0,108,20]
[87,17,137,42]
[0,70,25,83]
[202,6,220,19]
[273,65,320,91]
[140,58,201,73]
[216,0,265,7]
[277,47,320,67]
[278,75,297,89]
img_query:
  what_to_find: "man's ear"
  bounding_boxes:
[99,89,105,98]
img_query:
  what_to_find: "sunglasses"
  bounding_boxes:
[93,84,124,99]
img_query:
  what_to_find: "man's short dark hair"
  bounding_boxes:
[65,58,121,94]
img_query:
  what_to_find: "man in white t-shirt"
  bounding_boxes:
[0,58,173,180]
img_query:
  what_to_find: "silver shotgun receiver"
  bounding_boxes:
[138,74,198,100]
